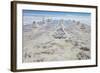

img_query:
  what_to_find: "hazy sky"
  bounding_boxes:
[23,10,90,16]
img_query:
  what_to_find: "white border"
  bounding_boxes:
[17,3,96,69]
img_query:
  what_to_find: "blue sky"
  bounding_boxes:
[23,10,91,17]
